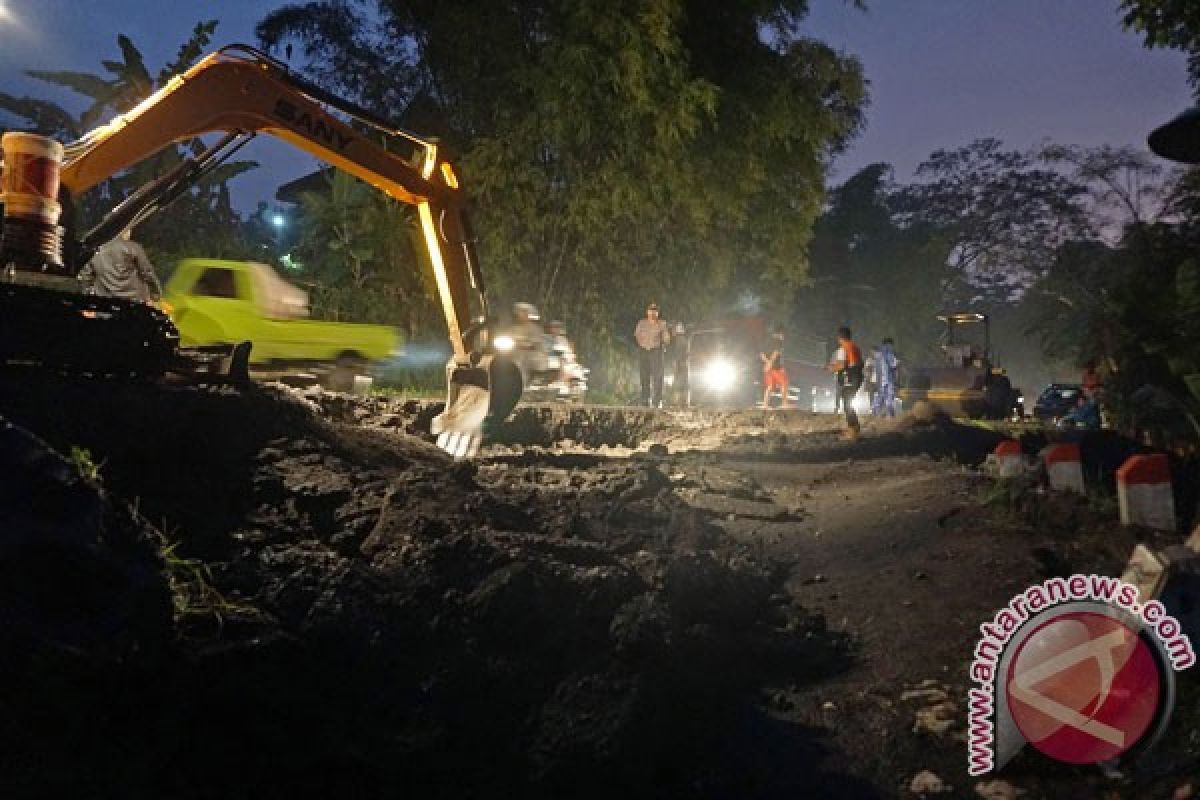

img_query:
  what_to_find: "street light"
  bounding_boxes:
[271,212,286,229]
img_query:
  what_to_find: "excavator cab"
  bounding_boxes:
[939,312,991,368]
[0,44,521,457]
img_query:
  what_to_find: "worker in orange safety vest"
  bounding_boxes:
[829,326,864,439]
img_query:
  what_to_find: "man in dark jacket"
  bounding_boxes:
[77,227,162,304]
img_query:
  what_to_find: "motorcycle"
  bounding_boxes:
[491,323,588,403]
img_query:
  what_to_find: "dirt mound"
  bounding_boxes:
[0,373,850,799]
[0,416,171,661]
[719,414,1008,466]
[295,390,841,451]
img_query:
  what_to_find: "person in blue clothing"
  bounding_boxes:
[1057,393,1101,430]
[871,337,899,417]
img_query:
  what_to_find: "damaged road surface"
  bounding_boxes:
[0,378,859,799]
[2,381,1191,799]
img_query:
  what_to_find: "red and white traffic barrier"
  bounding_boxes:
[994,440,1022,478]
[1043,443,1084,494]
[1117,454,1176,531]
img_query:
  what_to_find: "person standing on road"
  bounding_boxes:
[77,226,162,305]
[1058,392,1101,430]
[760,330,790,409]
[634,302,671,407]
[829,326,864,439]
[863,349,877,410]
[1080,359,1108,427]
[871,337,899,417]
[1082,360,1105,402]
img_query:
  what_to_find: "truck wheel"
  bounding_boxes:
[324,355,366,393]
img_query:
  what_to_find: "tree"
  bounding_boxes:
[257,0,866,390]
[893,139,1089,304]
[797,163,948,360]
[291,171,438,332]
[1121,0,1200,94]
[1040,144,1182,245]
[1021,146,1200,436]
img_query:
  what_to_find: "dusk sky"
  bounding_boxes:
[0,0,1193,210]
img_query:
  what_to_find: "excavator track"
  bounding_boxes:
[0,283,247,382]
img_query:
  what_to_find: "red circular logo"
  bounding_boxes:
[1006,611,1161,764]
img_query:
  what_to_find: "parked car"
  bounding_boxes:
[1032,383,1084,422]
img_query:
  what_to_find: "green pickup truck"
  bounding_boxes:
[163,258,401,390]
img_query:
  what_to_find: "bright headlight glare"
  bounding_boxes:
[493,334,515,352]
[702,359,737,392]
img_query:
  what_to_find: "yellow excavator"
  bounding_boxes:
[0,44,521,457]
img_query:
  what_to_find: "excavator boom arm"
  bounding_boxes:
[60,47,479,360]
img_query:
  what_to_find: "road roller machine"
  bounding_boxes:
[897,312,1023,420]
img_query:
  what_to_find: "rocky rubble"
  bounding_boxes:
[901,681,961,739]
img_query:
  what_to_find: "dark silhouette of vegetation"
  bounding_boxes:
[1123,0,1200,93]
[257,0,868,385]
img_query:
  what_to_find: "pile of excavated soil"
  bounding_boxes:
[303,393,1033,473]
[297,390,843,451]
[0,373,853,799]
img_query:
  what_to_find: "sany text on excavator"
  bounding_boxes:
[0,44,521,457]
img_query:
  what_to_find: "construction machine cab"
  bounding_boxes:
[938,312,992,370]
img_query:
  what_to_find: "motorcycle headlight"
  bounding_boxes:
[702,359,738,392]
[493,334,515,353]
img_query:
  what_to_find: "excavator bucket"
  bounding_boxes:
[432,354,523,459]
